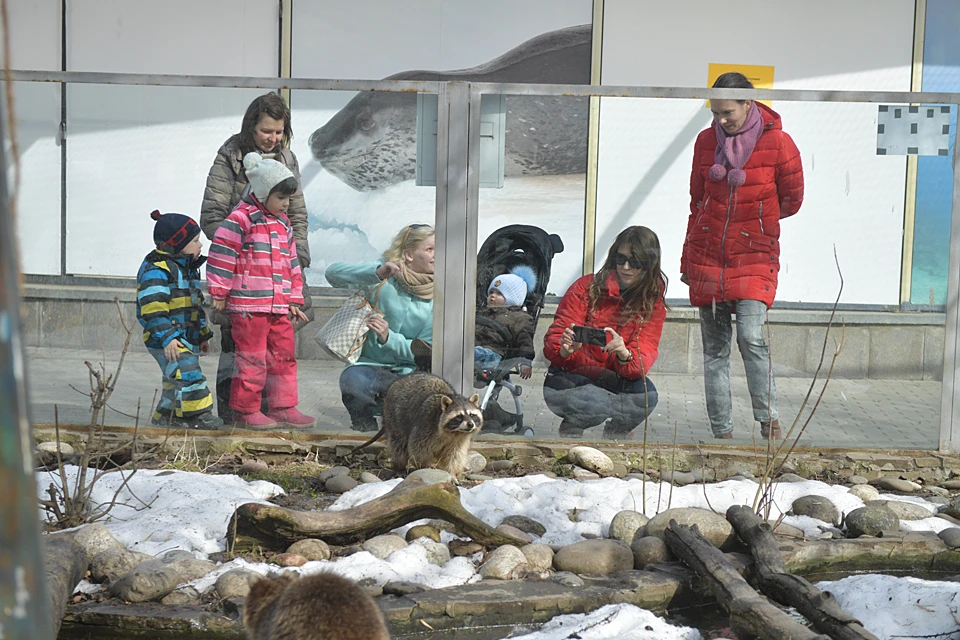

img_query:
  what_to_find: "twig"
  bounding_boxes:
[668,421,678,510]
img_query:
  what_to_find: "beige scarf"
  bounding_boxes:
[395,263,434,300]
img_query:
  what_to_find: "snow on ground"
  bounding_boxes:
[817,574,960,640]
[43,466,960,639]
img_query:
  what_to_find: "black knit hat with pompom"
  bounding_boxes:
[151,210,200,253]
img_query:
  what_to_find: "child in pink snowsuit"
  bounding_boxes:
[207,152,315,430]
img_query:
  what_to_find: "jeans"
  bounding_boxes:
[542,367,658,433]
[339,365,400,429]
[474,346,503,370]
[700,300,777,436]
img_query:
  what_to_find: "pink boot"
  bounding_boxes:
[267,408,317,430]
[234,411,278,431]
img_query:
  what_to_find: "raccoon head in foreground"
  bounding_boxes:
[439,394,483,434]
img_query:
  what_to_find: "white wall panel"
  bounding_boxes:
[598,0,915,305]
[0,0,60,71]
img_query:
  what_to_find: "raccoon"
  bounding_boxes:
[350,373,483,476]
[243,572,390,640]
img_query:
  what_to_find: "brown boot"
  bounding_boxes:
[714,431,733,440]
[760,419,781,440]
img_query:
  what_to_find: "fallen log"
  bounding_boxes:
[44,534,88,638]
[227,477,528,552]
[726,506,879,640]
[663,520,830,640]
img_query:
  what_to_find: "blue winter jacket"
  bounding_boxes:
[136,250,213,350]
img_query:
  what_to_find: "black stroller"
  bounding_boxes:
[474,224,564,437]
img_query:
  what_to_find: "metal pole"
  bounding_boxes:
[939,104,960,452]
[0,90,52,637]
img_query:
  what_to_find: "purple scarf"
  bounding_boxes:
[709,103,764,187]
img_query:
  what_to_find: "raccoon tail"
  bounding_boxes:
[348,427,386,457]
[509,264,537,294]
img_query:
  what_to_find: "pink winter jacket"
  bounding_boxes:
[206,196,304,314]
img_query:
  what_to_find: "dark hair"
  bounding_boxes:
[239,93,293,156]
[269,176,299,198]
[589,226,668,323]
[712,72,754,103]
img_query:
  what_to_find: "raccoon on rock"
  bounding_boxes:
[351,373,483,476]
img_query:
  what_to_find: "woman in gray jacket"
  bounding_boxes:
[200,92,313,422]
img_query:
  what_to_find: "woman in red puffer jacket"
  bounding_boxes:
[543,226,667,440]
[681,72,804,441]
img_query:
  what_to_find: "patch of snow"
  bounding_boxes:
[505,604,702,640]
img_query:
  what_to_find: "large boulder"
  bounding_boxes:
[848,485,881,502]
[500,515,547,538]
[108,561,181,603]
[73,523,124,560]
[567,447,614,476]
[644,508,737,551]
[363,534,408,559]
[790,495,840,525]
[631,535,670,568]
[866,500,935,521]
[90,548,154,583]
[609,510,649,545]
[286,539,331,561]
[214,569,262,599]
[166,559,217,583]
[479,545,527,580]
[844,505,900,538]
[553,540,633,575]
[521,544,555,573]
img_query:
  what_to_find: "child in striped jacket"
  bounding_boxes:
[206,153,315,430]
[137,210,223,430]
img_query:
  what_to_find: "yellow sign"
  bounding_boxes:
[707,63,775,108]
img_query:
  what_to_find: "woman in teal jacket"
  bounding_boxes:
[325,224,435,431]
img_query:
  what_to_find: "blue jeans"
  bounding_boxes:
[542,368,658,433]
[338,365,400,429]
[700,300,778,436]
[474,347,503,370]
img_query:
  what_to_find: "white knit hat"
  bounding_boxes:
[243,152,295,199]
[488,273,527,307]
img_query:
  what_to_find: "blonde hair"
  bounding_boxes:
[382,223,435,264]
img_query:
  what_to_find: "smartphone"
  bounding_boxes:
[572,325,607,347]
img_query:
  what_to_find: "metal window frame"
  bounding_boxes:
[6,70,960,452]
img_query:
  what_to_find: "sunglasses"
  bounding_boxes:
[401,223,431,249]
[614,252,644,270]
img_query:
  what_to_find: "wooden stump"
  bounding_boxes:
[44,534,88,637]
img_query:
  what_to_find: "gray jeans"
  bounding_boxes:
[700,300,777,436]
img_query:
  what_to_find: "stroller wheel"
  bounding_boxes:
[516,426,535,437]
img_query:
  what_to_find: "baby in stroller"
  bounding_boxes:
[475,225,564,435]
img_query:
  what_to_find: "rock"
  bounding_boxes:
[108,561,181,602]
[876,477,921,493]
[611,463,628,478]
[927,486,950,497]
[500,516,547,538]
[465,451,488,474]
[624,473,650,481]
[938,513,960,526]
[427,520,460,534]
[479,545,527,579]
[767,521,805,538]
[690,469,715,482]
[790,495,840,525]
[845,506,900,538]
[819,526,845,539]
[407,469,455,484]
[286,539,330,561]
[90,548,155,583]
[466,474,493,481]
[777,473,806,483]
[631,535,670,568]
[487,459,518,472]
[37,441,74,456]
[359,472,382,484]
[318,466,350,482]
[160,550,196,563]
[239,459,269,474]
[941,497,960,519]
[73,523,124,559]
[553,540,633,575]
[496,524,532,543]
[866,500,935,521]
[567,446,614,476]
[160,586,201,605]
[382,581,425,596]
[661,470,696,486]
[551,571,585,587]
[609,511,649,545]
[572,467,601,480]
[449,540,483,557]
[928,496,951,506]
[362,534,408,559]
[214,569,262,599]
[848,485,881,502]
[644,508,737,551]
[165,558,217,583]
[938,528,960,549]
[849,475,869,485]
[521,544,554,573]
[274,553,307,567]
[412,539,450,566]
[324,475,359,494]
[406,525,441,543]
[940,479,960,490]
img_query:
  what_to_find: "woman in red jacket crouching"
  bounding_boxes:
[543,226,667,440]
[681,72,804,441]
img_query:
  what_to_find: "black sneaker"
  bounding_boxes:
[351,416,380,433]
[558,420,585,438]
[150,415,189,428]
[193,412,225,430]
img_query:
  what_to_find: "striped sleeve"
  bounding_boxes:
[137,262,182,347]
[206,212,245,299]
[288,228,305,306]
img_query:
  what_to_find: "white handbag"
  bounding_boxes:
[314,281,385,364]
